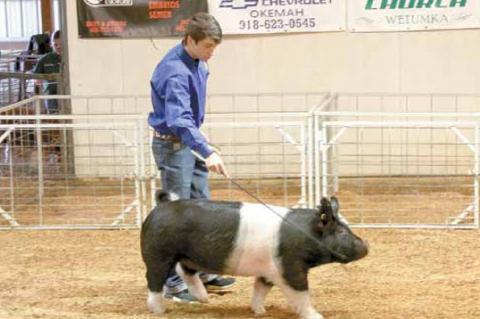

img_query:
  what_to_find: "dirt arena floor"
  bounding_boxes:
[1,228,479,319]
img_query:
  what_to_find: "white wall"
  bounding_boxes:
[66,2,480,98]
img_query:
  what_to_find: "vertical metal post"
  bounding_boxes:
[8,134,15,218]
[256,95,261,199]
[58,0,70,96]
[314,115,320,205]
[19,78,26,101]
[307,116,314,208]
[55,0,71,155]
[36,0,42,32]
[133,122,141,227]
[8,78,13,104]
[282,126,287,207]
[138,118,147,225]
[331,97,339,194]
[35,99,44,224]
[19,0,25,37]
[61,122,68,174]
[300,123,306,207]
[475,125,479,228]
[321,125,329,198]
[4,0,10,38]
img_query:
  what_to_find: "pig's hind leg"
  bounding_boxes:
[145,259,175,315]
[251,277,273,314]
[176,263,209,303]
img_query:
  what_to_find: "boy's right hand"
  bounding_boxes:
[205,152,229,178]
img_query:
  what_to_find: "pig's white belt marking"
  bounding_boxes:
[191,150,349,261]
[226,203,286,277]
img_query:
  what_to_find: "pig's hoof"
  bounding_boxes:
[251,305,266,315]
[147,301,165,315]
[147,292,165,315]
[189,290,209,303]
[197,296,209,303]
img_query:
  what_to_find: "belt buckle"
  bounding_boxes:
[172,142,181,151]
[154,131,169,140]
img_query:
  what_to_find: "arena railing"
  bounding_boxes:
[314,93,480,229]
[1,93,325,230]
[3,93,479,230]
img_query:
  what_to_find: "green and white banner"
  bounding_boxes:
[348,0,480,32]
[208,0,345,35]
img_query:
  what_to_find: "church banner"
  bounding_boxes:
[348,0,480,32]
[208,0,345,35]
[77,0,208,38]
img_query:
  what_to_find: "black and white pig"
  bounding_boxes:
[140,191,368,319]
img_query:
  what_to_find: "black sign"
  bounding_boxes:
[77,0,208,38]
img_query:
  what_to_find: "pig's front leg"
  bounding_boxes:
[251,277,273,314]
[277,265,323,319]
[279,285,323,319]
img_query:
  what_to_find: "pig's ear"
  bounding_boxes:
[330,196,340,218]
[317,197,334,226]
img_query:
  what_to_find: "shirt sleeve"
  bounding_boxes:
[163,76,213,159]
[32,56,45,74]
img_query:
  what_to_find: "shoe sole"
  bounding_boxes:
[168,296,200,304]
[205,282,235,292]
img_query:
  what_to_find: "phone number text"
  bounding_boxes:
[239,18,316,31]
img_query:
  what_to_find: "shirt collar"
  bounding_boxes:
[176,43,199,70]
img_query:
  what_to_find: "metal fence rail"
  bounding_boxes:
[315,93,480,229]
[0,72,62,106]
[2,93,480,230]
[1,94,318,230]
[0,49,63,107]
[0,120,144,230]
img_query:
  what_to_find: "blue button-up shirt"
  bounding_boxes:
[148,43,212,158]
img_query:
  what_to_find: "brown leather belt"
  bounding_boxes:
[153,131,180,142]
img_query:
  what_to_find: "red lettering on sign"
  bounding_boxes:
[149,10,173,19]
[149,0,179,9]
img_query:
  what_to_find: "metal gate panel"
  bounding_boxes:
[315,119,479,229]
[0,120,144,230]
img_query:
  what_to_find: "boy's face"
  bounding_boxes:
[52,37,62,54]
[186,36,218,61]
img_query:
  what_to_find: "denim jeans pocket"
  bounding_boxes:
[152,138,187,171]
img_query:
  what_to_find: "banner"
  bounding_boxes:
[208,0,345,35]
[77,0,208,38]
[349,0,480,32]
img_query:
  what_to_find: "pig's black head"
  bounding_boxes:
[313,197,368,264]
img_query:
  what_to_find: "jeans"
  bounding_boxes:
[44,99,59,114]
[151,137,216,293]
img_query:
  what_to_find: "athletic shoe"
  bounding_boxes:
[204,276,236,292]
[164,289,199,304]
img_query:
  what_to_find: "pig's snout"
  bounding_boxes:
[357,238,369,259]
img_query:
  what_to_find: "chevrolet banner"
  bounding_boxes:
[208,0,345,35]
